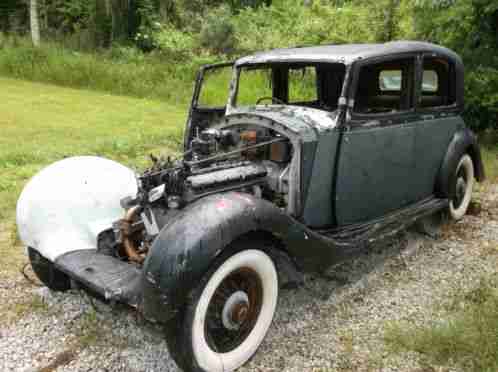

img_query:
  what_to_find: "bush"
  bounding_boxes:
[199,6,237,55]
[155,23,198,59]
[231,0,380,54]
[407,0,498,132]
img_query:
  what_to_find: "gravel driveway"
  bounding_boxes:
[1,184,497,372]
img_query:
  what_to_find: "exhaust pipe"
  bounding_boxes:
[121,206,145,263]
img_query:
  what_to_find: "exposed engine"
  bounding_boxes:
[103,125,293,264]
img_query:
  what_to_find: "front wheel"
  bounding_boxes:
[449,154,474,220]
[168,248,278,372]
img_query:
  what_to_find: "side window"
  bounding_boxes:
[197,66,233,108]
[379,70,402,91]
[420,57,455,108]
[354,57,415,115]
[288,66,318,103]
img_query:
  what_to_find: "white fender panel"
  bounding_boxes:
[16,156,138,261]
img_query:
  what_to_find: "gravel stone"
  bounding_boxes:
[1,185,497,371]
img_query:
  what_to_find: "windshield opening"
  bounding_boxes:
[234,63,346,112]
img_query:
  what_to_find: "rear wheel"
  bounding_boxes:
[28,247,70,291]
[167,247,278,372]
[448,154,474,220]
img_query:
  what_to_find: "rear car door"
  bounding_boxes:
[410,53,464,201]
[184,62,233,151]
[335,55,420,225]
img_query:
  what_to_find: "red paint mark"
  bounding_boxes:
[216,200,229,210]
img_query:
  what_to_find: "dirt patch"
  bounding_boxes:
[38,350,78,372]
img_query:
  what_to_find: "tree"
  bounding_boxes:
[30,0,40,46]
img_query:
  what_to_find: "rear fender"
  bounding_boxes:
[436,128,485,198]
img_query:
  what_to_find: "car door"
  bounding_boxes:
[410,53,464,202]
[335,55,420,225]
[184,62,233,152]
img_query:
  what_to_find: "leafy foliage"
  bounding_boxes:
[408,0,498,131]
[199,6,236,54]
[0,0,496,132]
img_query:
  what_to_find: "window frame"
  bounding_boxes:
[193,62,234,110]
[348,53,418,122]
[231,62,346,112]
[415,53,460,113]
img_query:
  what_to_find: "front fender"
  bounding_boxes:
[141,192,340,323]
[436,128,485,198]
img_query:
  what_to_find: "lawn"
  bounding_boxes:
[0,77,186,278]
[0,77,496,274]
[0,77,186,224]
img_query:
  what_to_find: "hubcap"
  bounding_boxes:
[222,291,249,330]
[205,267,263,353]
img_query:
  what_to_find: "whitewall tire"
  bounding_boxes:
[449,154,474,220]
[169,247,279,372]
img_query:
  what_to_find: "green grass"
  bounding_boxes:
[1,295,49,327]
[384,277,498,372]
[482,145,498,183]
[0,40,214,105]
[0,77,185,223]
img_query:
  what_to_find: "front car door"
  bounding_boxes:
[335,54,420,225]
[184,62,233,151]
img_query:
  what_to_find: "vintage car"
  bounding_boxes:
[17,41,485,372]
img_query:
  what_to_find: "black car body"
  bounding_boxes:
[18,41,485,372]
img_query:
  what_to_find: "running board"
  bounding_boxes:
[317,197,448,248]
[55,250,142,306]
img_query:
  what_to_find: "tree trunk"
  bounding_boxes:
[110,0,130,43]
[92,0,112,48]
[30,0,40,46]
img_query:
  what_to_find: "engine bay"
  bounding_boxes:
[102,124,294,264]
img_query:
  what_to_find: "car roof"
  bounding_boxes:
[235,41,462,66]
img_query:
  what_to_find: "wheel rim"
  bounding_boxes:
[192,249,278,372]
[205,268,263,353]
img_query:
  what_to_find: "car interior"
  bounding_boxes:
[236,63,346,112]
[353,56,456,114]
[354,57,414,114]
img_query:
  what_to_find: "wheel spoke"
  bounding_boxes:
[205,267,263,353]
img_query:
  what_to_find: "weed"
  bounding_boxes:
[2,296,49,326]
[384,277,498,372]
[73,310,104,349]
[481,146,498,183]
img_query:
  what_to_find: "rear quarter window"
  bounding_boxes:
[379,70,402,92]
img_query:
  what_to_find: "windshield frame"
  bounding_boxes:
[227,62,348,114]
